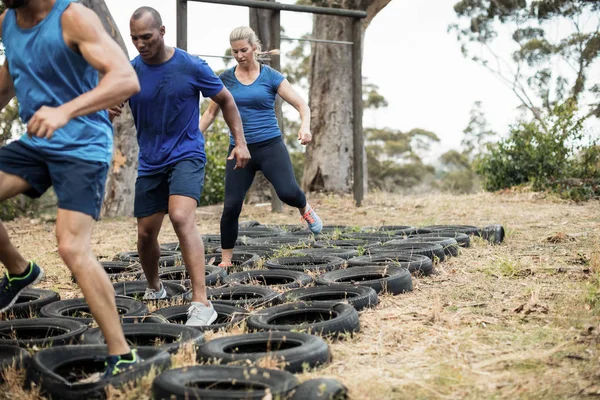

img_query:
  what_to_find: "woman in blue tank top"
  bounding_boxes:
[200,26,323,268]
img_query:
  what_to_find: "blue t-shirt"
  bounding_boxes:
[129,49,223,175]
[2,0,113,164]
[219,64,285,144]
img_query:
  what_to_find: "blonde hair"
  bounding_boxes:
[229,26,280,61]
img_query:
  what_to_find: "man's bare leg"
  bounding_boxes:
[168,195,208,305]
[55,208,129,356]
[136,212,165,291]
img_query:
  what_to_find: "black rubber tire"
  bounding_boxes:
[26,345,171,400]
[5,288,60,318]
[218,246,276,258]
[366,242,445,262]
[99,261,142,281]
[153,303,247,332]
[398,237,460,257]
[481,224,505,244]
[280,284,378,311]
[112,280,187,300]
[237,226,286,238]
[347,253,433,275]
[264,256,345,273]
[223,270,313,290]
[239,220,262,228]
[39,297,148,325]
[81,323,205,353]
[291,247,359,260]
[206,285,280,308]
[291,378,349,400]
[247,302,360,338]
[197,331,330,373]
[114,250,182,267]
[0,318,87,348]
[152,364,299,400]
[137,265,227,287]
[266,224,307,233]
[160,242,180,251]
[0,344,30,382]
[339,232,398,242]
[313,239,381,250]
[316,265,413,295]
[246,236,308,247]
[421,225,480,236]
[205,252,261,270]
[408,232,470,248]
[373,225,416,235]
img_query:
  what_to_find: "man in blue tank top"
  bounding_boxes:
[0,0,142,377]
[123,7,249,326]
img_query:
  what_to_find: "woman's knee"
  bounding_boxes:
[222,200,244,220]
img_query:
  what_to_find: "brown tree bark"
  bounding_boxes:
[80,0,139,217]
[302,0,391,194]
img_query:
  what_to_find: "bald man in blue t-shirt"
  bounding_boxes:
[115,7,249,327]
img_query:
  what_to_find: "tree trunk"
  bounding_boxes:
[248,3,284,212]
[302,0,391,194]
[80,0,139,217]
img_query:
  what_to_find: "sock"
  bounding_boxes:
[118,351,134,361]
[10,262,32,278]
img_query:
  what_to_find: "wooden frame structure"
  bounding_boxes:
[176,0,367,207]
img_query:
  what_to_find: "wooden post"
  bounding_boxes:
[177,0,188,50]
[250,3,283,213]
[352,18,364,207]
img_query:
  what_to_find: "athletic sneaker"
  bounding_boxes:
[103,349,143,378]
[0,261,44,313]
[301,206,323,234]
[185,301,218,327]
[142,282,167,300]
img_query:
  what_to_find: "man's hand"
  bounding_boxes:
[298,126,312,145]
[108,102,124,122]
[27,105,71,139]
[227,144,251,169]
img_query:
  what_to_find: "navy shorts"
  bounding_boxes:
[0,141,108,220]
[134,158,205,218]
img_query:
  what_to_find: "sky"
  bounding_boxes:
[103,0,597,160]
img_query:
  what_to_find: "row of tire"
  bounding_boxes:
[0,223,504,399]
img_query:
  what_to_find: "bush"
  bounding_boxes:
[201,121,230,206]
[476,101,599,200]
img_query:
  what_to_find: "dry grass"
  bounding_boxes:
[1,191,600,399]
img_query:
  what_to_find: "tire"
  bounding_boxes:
[197,331,330,373]
[481,224,505,244]
[0,318,87,348]
[339,232,398,242]
[313,239,381,250]
[206,285,280,308]
[374,225,416,235]
[81,323,205,353]
[408,232,470,248]
[239,220,262,228]
[114,250,182,267]
[246,301,360,338]
[347,253,433,275]
[246,236,308,247]
[237,226,286,238]
[205,252,261,270]
[153,303,247,332]
[316,265,413,295]
[290,378,349,400]
[223,270,313,290]
[398,237,460,257]
[99,261,142,281]
[26,345,171,400]
[112,280,187,300]
[291,247,359,260]
[0,345,30,382]
[5,288,60,318]
[218,246,276,258]
[366,242,445,263]
[137,265,227,288]
[152,365,299,400]
[264,256,345,273]
[280,284,378,311]
[40,297,148,325]
[421,225,480,236]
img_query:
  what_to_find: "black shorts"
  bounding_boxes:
[0,141,108,220]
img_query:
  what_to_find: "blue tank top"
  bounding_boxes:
[2,0,113,164]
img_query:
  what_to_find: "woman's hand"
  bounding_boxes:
[298,126,312,145]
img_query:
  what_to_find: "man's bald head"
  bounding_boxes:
[131,6,163,29]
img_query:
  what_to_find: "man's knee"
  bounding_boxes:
[57,236,88,269]
[169,208,195,231]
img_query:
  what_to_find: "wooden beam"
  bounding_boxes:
[352,18,364,207]
[177,0,188,50]
[188,0,367,18]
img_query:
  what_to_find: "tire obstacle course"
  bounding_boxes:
[0,222,504,399]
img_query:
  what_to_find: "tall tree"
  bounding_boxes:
[450,0,600,126]
[301,0,391,193]
[80,0,139,217]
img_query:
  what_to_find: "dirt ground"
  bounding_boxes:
[1,190,600,400]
